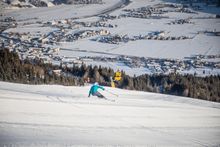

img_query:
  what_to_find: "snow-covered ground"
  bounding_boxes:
[0,81,220,147]
[2,0,124,21]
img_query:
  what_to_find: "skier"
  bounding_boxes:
[88,82,105,98]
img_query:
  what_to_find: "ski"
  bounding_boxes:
[102,97,115,102]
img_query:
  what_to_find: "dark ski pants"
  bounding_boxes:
[93,91,105,98]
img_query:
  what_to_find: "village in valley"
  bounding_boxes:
[0,0,220,77]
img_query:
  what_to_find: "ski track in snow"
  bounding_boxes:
[0,81,220,147]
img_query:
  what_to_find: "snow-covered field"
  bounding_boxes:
[2,0,125,21]
[0,81,220,147]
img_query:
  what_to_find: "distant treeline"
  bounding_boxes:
[0,49,220,102]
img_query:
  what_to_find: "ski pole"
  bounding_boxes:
[105,89,119,97]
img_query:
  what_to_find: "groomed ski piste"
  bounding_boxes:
[0,81,220,147]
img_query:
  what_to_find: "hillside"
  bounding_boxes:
[0,81,220,146]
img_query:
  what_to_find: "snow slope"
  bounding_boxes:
[0,81,220,147]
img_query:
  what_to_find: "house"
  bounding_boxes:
[215,63,220,68]
[61,19,68,24]
[51,20,57,25]
[52,47,60,53]
[158,31,165,37]
[73,59,83,65]
[52,70,62,76]
[100,29,110,36]
[41,38,49,44]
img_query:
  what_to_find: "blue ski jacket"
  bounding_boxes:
[88,84,105,97]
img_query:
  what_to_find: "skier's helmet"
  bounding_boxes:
[94,82,98,85]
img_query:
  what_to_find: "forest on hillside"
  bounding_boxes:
[0,48,220,102]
